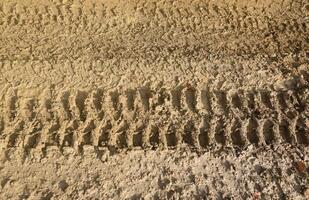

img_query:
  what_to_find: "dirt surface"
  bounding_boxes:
[0,0,308,199]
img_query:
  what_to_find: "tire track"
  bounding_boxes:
[0,1,306,61]
[1,86,307,152]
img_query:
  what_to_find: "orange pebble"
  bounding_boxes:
[295,161,306,173]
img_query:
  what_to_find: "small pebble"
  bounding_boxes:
[58,180,69,191]
[254,165,266,175]
[252,192,261,199]
[304,188,309,197]
[295,161,306,173]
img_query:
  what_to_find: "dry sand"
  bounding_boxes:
[0,0,308,199]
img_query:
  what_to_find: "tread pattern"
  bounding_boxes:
[0,0,308,156]
[0,0,307,98]
[0,0,307,61]
[0,86,308,152]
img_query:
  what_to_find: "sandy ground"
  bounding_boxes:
[0,145,308,199]
[0,0,308,199]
